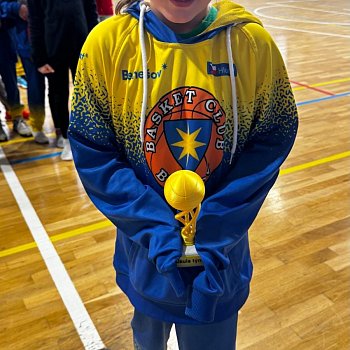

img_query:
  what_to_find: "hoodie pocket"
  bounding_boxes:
[219,233,253,301]
[128,243,187,304]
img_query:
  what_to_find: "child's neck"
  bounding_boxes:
[153,7,210,34]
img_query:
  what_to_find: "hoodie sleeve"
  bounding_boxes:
[185,24,298,322]
[0,0,20,22]
[68,29,185,297]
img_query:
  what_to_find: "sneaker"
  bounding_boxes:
[33,131,49,144]
[56,134,64,148]
[17,76,28,89]
[60,138,72,161]
[0,124,8,142]
[13,118,32,137]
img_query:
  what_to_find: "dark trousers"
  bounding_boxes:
[47,57,78,138]
[0,30,23,117]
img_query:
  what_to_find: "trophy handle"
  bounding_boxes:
[175,204,201,246]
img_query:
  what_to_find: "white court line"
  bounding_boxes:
[265,24,350,38]
[266,2,350,17]
[255,6,350,26]
[0,147,106,350]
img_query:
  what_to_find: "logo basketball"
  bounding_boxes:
[143,87,225,186]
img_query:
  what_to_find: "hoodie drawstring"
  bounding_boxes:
[139,1,149,143]
[226,25,239,164]
[138,3,238,164]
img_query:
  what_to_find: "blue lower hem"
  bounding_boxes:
[116,272,250,325]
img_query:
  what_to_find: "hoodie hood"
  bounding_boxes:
[126,0,263,43]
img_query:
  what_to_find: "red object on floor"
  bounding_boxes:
[22,109,30,119]
[5,109,30,121]
[5,111,11,121]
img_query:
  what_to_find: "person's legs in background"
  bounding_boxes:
[20,55,49,144]
[55,50,80,160]
[47,63,72,160]
[0,30,31,139]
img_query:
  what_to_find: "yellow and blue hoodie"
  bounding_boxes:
[68,0,298,324]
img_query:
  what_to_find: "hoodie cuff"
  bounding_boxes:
[185,288,219,323]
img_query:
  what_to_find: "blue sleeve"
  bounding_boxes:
[185,33,299,322]
[0,1,20,21]
[68,50,186,297]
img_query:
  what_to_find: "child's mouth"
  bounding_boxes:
[169,0,194,7]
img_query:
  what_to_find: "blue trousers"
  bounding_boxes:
[20,56,46,131]
[131,309,238,350]
[20,56,45,110]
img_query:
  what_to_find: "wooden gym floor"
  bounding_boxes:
[0,0,349,349]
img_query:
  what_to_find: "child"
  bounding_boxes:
[68,1,298,349]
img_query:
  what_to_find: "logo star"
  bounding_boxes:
[172,127,205,164]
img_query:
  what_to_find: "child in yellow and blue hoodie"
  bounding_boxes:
[68,1,298,349]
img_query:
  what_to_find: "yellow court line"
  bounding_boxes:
[280,151,350,175]
[50,220,113,242]
[0,220,113,258]
[0,132,57,146]
[1,150,350,258]
[292,77,350,91]
[2,137,34,145]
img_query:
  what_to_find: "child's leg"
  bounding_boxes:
[175,312,238,350]
[131,309,173,350]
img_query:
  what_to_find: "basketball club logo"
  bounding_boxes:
[144,87,226,186]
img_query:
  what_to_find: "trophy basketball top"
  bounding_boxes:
[164,170,205,211]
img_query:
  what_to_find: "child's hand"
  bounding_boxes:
[38,64,55,74]
[18,4,28,21]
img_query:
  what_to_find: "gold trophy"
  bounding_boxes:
[164,170,205,267]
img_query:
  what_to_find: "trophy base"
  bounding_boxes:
[176,245,203,267]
